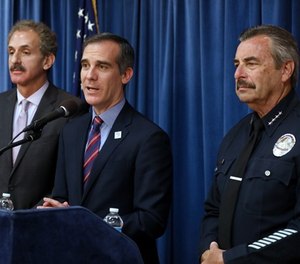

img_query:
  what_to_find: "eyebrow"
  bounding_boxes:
[234,56,260,64]
[80,58,112,67]
[8,44,31,50]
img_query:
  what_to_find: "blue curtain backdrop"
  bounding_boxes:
[1,0,300,263]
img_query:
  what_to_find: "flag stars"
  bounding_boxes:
[73,2,98,89]
[77,9,95,33]
[88,21,95,31]
[76,30,81,39]
[84,14,89,24]
[78,8,84,18]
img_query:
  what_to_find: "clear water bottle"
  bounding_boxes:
[103,207,123,232]
[0,193,14,211]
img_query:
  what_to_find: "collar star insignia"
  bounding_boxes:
[268,111,282,126]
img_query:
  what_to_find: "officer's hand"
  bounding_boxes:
[201,242,224,264]
[200,249,210,262]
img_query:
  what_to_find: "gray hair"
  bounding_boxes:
[8,19,57,57]
[239,25,299,88]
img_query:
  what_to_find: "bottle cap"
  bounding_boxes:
[2,193,10,198]
[109,208,119,213]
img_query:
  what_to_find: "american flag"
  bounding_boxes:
[72,0,99,97]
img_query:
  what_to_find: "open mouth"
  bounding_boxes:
[86,86,99,91]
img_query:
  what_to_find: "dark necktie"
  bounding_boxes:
[218,117,264,249]
[83,116,103,187]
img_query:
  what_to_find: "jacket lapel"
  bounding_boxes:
[71,114,92,201]
[12,84,58,172]
[82,103,133,201]
[0,90,17,168]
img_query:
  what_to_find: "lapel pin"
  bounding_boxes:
[114,131,122,139]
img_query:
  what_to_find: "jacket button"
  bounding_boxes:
[265,170,271,176]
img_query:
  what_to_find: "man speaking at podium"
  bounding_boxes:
[39,33,173,264]
[0,20,84,210]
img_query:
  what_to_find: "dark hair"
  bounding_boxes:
[239,25,299,88]
[83,32,134,74]
[8,20,58,57]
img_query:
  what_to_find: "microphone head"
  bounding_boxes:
[59,99,84,117]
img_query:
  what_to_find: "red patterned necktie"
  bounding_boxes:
[83,116,103,186]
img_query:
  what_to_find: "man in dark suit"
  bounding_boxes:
[39,33,173,264]
[0,20,84,209]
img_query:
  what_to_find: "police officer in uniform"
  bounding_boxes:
[199,25,300,263]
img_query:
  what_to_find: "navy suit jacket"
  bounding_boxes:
[52,101,173,264]
[0,83,84,209]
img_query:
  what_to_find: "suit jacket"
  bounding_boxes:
[52,102,173,264]
[0,83,84,209]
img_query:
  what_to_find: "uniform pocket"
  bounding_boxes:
[242,158,295,214]
[215,158,236,192]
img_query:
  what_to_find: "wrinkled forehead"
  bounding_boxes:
[8,29,40,47]
[235,35,273,62]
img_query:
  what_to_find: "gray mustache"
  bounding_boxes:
[236,79,255,89]
[10,65,26,71]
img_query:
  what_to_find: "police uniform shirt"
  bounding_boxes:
[199,90,300,263]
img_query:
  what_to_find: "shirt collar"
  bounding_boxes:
[256,90,296,136]
[16,81,49,107]
[92,98,126,127]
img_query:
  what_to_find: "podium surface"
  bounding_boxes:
[0,206,143,264]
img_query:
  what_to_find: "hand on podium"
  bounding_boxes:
[37,197,69,208]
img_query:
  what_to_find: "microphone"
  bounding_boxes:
[23,99,81,132]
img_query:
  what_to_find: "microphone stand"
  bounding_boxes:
[0,130,42,156]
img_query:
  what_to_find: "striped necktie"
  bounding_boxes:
[83,116,103,186]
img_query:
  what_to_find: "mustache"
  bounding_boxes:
[236,79,256,89]
[10,64,26,72]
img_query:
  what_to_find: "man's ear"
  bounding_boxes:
[281,60,295,83]
[121,67,134,85]
[43,54,55,70]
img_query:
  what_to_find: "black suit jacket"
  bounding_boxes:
[52,102,173,264]
[0,83,84,209]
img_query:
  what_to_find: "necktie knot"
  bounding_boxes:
[21,99,30,111]
[252,118,264,136]
[92,116,103,132]
[19,99,30,118]
[13,99,30,164]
